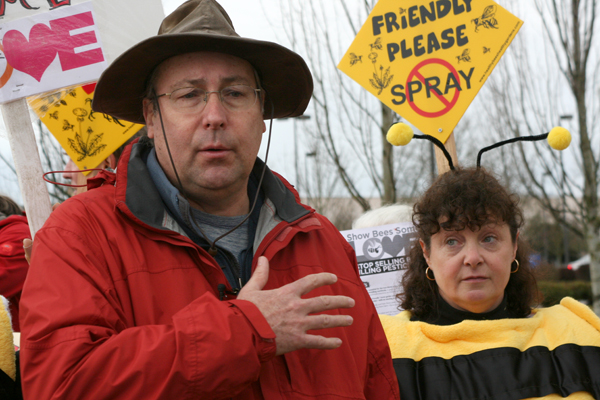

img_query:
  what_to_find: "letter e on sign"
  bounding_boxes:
[50,11,104,71]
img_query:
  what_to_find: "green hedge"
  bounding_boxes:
[537,281,592,307]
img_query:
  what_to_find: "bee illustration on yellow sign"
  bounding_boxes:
[456,48,471,63]
[29,83,144,175]
[349,53,363,66]
[472,5,498,32]
[338,0,523,143]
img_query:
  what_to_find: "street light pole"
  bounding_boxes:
[281,115,311,194]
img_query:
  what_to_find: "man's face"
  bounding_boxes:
[143,51,266,211]
[63,158,90,196]
[63,156,113,196]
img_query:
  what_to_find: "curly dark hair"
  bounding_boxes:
[399,167,539,319]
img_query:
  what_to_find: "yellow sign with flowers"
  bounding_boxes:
[338,0,522,143]
[29,83,144,175]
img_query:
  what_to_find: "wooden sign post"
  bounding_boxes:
[435,132,458,175]
[2,99,52,237]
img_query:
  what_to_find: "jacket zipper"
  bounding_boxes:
[217,284,240,301]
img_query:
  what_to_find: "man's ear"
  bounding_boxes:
[104,154,117,170]
[419,239,430,264]
[142,98,156,138]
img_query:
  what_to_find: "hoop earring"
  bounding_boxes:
[511,259,520,273]
[425,267,435,281]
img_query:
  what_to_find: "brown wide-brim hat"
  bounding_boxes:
[92,0,313,124]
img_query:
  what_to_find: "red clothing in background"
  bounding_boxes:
[0,214,30,332]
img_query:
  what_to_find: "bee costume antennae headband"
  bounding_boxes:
[386,123,572,170]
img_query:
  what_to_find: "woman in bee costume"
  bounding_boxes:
[382,124,600,400]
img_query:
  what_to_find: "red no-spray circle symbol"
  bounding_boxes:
[406,58,460,118]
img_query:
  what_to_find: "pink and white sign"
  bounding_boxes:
[0,1,106,103]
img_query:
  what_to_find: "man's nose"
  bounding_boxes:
[202,91,227,128]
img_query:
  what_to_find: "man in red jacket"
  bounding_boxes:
[20,1,399,399]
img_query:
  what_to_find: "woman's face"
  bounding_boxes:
[421,221,518,314]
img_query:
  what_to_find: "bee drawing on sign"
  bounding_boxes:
[349,53,363,66]
[68,126,107,162]
[483,46,491,53]
[62,120,74,131]
[48,111,59,120]
[40,93,68,112]
[399,7,406,14]
[369,37,382,51]
[368,245,381,255]
[472,5,498,32]
[456,49,471,63]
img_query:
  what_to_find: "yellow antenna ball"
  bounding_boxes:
[547,126,572,150]
[387,123,414,146]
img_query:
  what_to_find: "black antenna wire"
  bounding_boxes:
[412,133,455,171]
[476,133,548,167]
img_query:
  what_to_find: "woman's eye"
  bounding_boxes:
[483,235,496,243]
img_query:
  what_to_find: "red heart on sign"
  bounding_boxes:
[4,24,58,82]
[82,82,96,94]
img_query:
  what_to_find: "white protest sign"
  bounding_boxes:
[341,222,419,316]
[0,0,164,236]
[0,0,165,102]
[0,2,106,103]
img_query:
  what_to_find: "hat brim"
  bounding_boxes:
[92,33,313,124]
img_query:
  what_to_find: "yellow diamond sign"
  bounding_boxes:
[29,83,144,175]
[338,0,522,143]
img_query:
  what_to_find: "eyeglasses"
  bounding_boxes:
[155,85,262,113]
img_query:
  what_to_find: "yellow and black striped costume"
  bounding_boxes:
[381,297,600,399]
